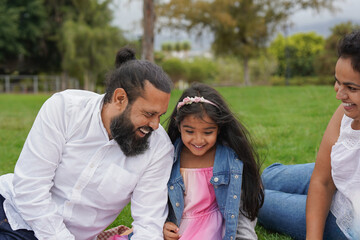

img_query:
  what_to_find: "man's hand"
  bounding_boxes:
[163,222,180,240]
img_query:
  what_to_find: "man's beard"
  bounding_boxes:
[110,107,153,157]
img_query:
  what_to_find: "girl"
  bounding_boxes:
[163,83,264,240]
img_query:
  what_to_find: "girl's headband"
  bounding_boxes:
[176,96,218,110]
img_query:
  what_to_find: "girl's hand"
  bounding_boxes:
[163,222,180,240]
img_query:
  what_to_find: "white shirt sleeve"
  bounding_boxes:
[12,93,75,240]
[236,200,258,240]
[130,135,174,240]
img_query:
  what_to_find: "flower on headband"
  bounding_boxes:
[177,96,217,110]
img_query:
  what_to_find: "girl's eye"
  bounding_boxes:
[185,130,194,134]
[204,131,213,135]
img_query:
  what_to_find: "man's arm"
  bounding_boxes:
[130,136,173,240]
[305,105,343,240]
[13,93,75,240]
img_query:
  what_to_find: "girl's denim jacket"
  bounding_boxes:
[167,139,244,240]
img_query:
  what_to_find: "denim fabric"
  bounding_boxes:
[167,139,244,240]
[0,195,37,240]
[258,163,347,240]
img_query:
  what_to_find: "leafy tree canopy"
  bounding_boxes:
[157,0,339,84]
[269,32,325,77]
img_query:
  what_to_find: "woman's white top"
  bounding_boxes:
[330,114,360,239]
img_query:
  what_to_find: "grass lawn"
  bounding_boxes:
[0,86,339,239]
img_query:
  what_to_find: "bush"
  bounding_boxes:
[161,58,188,83]
[185,57,218,84]
[270,76,331,86]
[214,57,243,85]
[249,54,278,85]
[270,76,286,86]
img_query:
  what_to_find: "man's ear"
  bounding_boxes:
[112,88,128,111]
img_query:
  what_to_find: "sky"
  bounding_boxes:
[111,0,360,51]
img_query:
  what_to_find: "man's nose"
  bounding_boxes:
[149,117,160,130]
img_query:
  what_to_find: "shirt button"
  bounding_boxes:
[233,195,237,199]
[176,202,180,207]
[230,237,233,240]
[234,175,239,179]
[214,177,219,182]
[170,186,174,190]
[231,214,235,219]
[214,185,218,189]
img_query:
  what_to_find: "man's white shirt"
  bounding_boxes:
[0,90,174,240]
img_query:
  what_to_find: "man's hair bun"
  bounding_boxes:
[115,47,136,68]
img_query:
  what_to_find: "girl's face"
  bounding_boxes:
[334,57,360,126]
[179,114,219,157]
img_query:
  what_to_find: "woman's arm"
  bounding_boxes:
[305,105,343,240]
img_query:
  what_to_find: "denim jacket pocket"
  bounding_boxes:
[210,173,229,186]
[211,173,230,212]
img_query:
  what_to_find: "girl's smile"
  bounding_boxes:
[179,114,219,158]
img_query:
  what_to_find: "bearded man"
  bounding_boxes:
[0,47,173,240]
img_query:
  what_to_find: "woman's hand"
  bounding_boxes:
[163,222,180,240]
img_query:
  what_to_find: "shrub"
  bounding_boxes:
[161,58,188,83]
[214,57,243,85]
[185,57,218,84]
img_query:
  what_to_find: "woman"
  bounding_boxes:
[258,30,360,239]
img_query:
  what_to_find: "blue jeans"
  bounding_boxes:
[0,195,37,240]
[258,163,347,240]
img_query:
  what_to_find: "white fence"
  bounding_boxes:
[0,75,79,93]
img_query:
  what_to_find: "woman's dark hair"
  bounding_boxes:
[338,29,360,73]
[103,46,173,104]
[166,83,264,220]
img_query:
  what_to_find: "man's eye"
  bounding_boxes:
[146,112,154,117]
[348,86,359,91]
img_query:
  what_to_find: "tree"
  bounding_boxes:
[269,32,325,77]
[0,0,21,66]
[58,0,128,91]
[314,21,360,84]
[142,0,155,61]
[0,0,49,73]
[157,0,339,85]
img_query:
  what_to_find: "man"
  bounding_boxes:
[0,47,174,240]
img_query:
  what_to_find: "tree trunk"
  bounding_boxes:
[61,72,68,90]
[84,71,89,91]
[142,0,155,62]
[243,57,251,86]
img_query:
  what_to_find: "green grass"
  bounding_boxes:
[0,86,340,239]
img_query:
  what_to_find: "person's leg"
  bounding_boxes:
[259,163,347,240]
[258,189,307,240]
[0,195,37,240]
[261,163,315,194]
[323,212,348,240]
[258,163,315,240]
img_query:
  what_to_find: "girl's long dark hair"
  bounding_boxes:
[166,83,264,220]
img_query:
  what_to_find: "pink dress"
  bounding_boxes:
[178,167,224,240]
